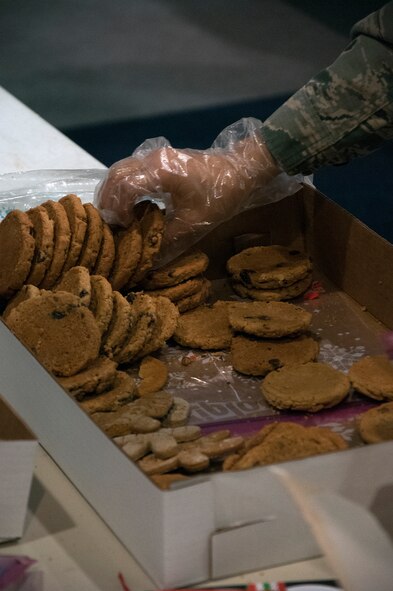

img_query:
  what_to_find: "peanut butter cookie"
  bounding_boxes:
[261,361,350,412]
[173,300,232,350]
[357,401,393,444]
[348,355,393,401]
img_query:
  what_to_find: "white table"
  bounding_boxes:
[0,85,335,590]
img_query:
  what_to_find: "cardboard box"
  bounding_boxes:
[0,184,393,587]
[0,395,38,541]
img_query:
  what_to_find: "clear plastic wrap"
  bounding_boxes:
[95,117,306,265]
[0,169,105,221]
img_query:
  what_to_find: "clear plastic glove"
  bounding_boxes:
[95,117,303,266]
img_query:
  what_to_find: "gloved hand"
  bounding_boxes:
[95,117,302,266]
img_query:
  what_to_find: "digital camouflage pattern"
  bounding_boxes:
[261,2,393,175]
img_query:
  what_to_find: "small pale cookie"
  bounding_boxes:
[231,333,319,376]
[348,355,393,401]
[227,300,312,338]
[176,278,211,313]
[26,205,55,286]
[138,453,179,475]
[93,221,115,278]
[231,272,313,302]
[59,194,88,272]
[0,209,36,298]
[150,431,179,459]
[356,401,393,444]
[126,203,165,288]
[162,397,190,427]
[79,371,136,413]
[173,300,232,350]
[141,250,209,289]
[54,265,92,307]
[114,433,150,461]
[2,284,41,320]
[78,202,103,272]
[261,361,350,412]
[227,245,312,289]
[223,422,347,470]
[40,200,71,289]
[89,275,114,335]
[5,291,101,377]
[58,356,118,400]
[109,221,142,291]
[137,355,169,396]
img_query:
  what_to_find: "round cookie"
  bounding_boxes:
[26,205,55,286]
[59,194,88,272]
[136,296,179,358]
[79,370,136,414]
[173,300,232,350]
[224,422,347,470]
[231,334,320,376]
[227,245,312,289]
[231,272,313,302]
[5,291,101,377]
[141,250,209,290]
[109,221,143,291]
[89,274,114,335]
[57,356,118,400]
[115,293,157,365]
[40,200,71,289]
[176,278,211,313]
[93,221,115,278]
[357,401,393,443]
[54,265,92,307]
[0,209,36,298]
[261,361,350,412]
[126,203,165,288]
[348,355,393,401]
[144,276,205,303]
[2,284,42,320]
[101,291,136,359]
[227,300,312,338]
[78,202,103,272]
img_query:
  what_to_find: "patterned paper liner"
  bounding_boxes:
[152,275,387,448]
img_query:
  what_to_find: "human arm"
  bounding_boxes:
[261,1,393,175]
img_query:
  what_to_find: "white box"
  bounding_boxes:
[1,185,393,587]
[0,395,38,542]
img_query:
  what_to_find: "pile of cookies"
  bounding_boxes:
[2,264,179,402]
[172,298,320,377]
[138,250,211,313]
[227,245,313,301]
[0,195,167,298]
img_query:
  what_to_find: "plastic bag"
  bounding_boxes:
[94,117,306,266]
[0,169,105,221]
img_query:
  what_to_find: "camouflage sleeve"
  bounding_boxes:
[261,2,393,175]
